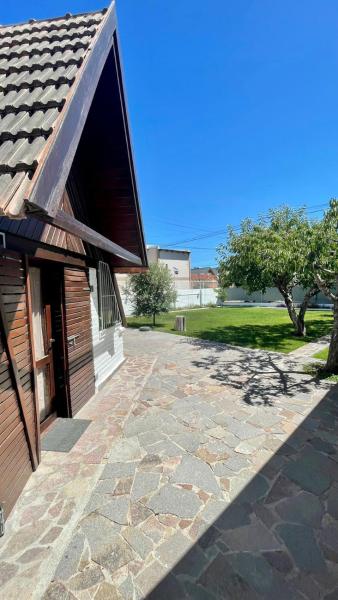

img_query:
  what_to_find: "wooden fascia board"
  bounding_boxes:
[26,2,117,217]
[47,210,142,265]
[112,33,148,268]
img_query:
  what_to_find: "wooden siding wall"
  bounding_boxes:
[64,267,95,415]
[0,251,36,519]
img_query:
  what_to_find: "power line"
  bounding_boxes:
[163,203,330,248]
[147,216,212,233]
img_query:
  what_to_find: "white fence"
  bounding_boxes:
[174,288,218,309]
[120,288,219,316]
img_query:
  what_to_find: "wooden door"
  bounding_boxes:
[64,267,95,415]
[29,267,56,424]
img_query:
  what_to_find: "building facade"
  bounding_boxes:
[147,246,191,289]
[0,3,147,520]
[191,267,219,289]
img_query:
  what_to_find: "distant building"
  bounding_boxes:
[191,267,218,289]
[147,246,191,289]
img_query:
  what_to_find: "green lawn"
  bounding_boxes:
[127,307,333,354]
[314,348,329,360]
[307,347,338,382]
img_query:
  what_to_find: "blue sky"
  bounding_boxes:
[2,1,338,266]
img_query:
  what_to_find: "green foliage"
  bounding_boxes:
[217,206,321,294]
[312,199,338,373]
[312,199,338,290]
[217,288,227,304]
[216,205,336,336]
[127,264,177,325]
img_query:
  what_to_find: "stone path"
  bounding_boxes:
[289,335,330,360]
[1,329,338,599]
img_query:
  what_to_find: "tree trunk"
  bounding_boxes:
[314,273,338,374]
[153,313,156,326]
[326,300,338,374]
[297,286,319,337]
[279,287,306,336]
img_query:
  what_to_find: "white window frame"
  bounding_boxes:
[97,261,121,331]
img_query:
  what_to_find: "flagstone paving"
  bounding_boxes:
[0,329,338,599]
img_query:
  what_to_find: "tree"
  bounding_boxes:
[217,206,322,337]
[217,287,227,304]
[313,199,338,373]
[127,263,177,325]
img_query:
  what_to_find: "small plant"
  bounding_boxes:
[126,264,177,326]
[216,288,227,304]
[304,362,338,382]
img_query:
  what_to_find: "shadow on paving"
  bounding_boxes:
[187,337,324,407]
[145,383,338,600]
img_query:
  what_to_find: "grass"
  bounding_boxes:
[314,348,329,360]
[309,346,338,383]
[127,306,333,354]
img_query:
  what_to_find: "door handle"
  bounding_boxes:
[49,338,55,344]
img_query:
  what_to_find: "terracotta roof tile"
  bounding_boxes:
[0,7,108,217]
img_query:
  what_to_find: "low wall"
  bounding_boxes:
[226,285,332,305]
[120,282,333,317]
[120,287,219,315]
[174,288,218,309]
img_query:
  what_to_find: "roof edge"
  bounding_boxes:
[25,1,117,217]
[0,7,107,31]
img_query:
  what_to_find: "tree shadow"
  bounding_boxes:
[184,337,325,407]
[145,383,338,599]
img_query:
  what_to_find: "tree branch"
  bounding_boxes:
[314,272,337,302]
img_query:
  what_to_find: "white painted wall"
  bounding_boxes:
[89,268,124,390]
[174,288,218,309]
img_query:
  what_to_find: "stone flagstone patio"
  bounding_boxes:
[0,328,338,599]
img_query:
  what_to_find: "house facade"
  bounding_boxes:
[147,246,191,289]
[191,267,218,289]
[0,3,147,520]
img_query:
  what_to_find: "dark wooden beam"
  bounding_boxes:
[27,4,117,217]
[48,210,142,265]
[24,256,41,464]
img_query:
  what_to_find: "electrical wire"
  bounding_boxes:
[162,203,330,248]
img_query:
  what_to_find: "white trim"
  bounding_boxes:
[89,267,124,390]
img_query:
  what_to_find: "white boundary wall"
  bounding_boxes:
[89,268,125,389]
[174,288,218,309]
[120,287,219,315]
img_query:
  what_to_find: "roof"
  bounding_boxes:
[147,245,191,254]
[0,8,108,217]
[191,273,218,281]
[191,267,218,275]
[0,3,148,268]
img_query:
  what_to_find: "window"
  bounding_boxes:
[97,261,121,330]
